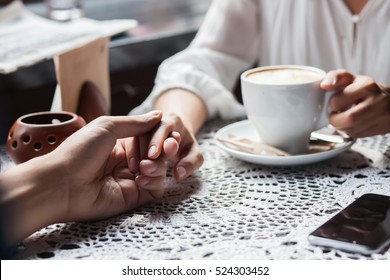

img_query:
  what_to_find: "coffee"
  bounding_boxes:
[241,65,327,154]
[246,68,323,85]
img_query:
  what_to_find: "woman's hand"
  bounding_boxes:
[143,112,204,180]
[321,69,390,138]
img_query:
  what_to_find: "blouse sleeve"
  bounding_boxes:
[130,0,260,119]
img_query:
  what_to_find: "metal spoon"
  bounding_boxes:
[216,135,290,156]
[310,126,352,144]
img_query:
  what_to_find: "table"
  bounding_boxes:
[1,118,390,260]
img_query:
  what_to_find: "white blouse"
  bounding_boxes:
[130,0,390,119]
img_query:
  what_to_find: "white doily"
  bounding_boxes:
[2,118,390,260]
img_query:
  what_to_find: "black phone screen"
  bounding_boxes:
[309,193,390,254]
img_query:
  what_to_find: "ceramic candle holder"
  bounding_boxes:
[6,111,86,164]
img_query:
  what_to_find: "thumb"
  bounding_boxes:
[88,111,163,139]
[320,69,355,90]
[55,111,163,162]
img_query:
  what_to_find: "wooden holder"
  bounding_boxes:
[53,37,111,122]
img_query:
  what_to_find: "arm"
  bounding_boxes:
[0,156,65,247]
[131,0,258,121]
[154,88,207,134]
[146,89,206,180]
[131,1,260,179]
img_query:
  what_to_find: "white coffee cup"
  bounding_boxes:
[241,65,328,155]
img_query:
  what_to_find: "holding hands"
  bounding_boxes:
[51,111,168,223]
[0,110,204,249]
[321,69,390,138]
[142,112,204,181]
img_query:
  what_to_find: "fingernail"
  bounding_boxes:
[322,77,336,86]
[177,166,186,179]
[148,145,158,158]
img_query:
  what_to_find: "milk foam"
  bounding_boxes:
[247,69,323,85]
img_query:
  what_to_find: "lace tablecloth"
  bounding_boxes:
[1,118,390,260]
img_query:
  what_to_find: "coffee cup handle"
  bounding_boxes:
[316,90,334,130]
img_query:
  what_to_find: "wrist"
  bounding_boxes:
[0,154,66,246]
[154,88,207,134]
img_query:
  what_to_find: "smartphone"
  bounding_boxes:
[308,193,390,254]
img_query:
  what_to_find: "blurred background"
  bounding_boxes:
[0,0,212,143]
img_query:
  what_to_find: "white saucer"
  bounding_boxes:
[215,120,354,166]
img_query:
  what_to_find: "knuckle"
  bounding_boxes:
[343,104,371,127]
[343,111,358,127]
[196,152,205,167]
[365,79,377,90]
[358,76,379,92]
[93,116,116,130]
[355,102,373,117]
[164,112,181,124]
[161,112,184,132]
